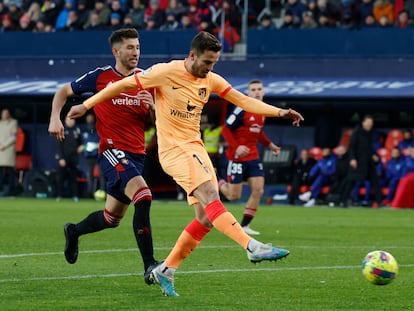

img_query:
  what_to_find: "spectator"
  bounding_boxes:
[214,20,240,52]
[401,146,414,177]
[55,0,75,31]
[382,147,405,205]
[398,129,414,150]
[314,0,338,26]
[373,0,394,25]
[7,0,23,26]
[110,0,125,22]
[33,17,54,32]
[160,11,179,30]
[359,0,374,27]
[378,14,392,27]
[318,11,336,27]
[0,0,9,21]
[301,10,317,28]
[80,113,105,197]
[27,2,42,24]
[405,0,414,25]
[76,0,90,29]
[338,115,383,208]
[337,0,360,29]
[214,0,241,31]
[177,12,195,29]
[1,13,14,31]
[62,8,83,31]
[280,10,299,28]
[166,0,187,19]
[299,147,336,207]
[195,0,212,26]
[362,13,377,27]
[144,0,166,29]
[84,11,105,30]
[197,15,216,33]
[284,0,307,25]
[39,0,59,28]
[145,14,158,29]
[56,116,82,202]
[17,12,34,31]
[123,14,135,27]
[127,0,145,29]
[287,148,316,205]
[257,13,276,30]
[0,108,18,196]
[395,10,410,27]
[108,12,123,29]
[85,0,111,28]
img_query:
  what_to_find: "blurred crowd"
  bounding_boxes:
[1,0,414,45]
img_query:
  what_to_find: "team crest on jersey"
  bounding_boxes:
[198,88,207,100]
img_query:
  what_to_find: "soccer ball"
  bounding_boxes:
[94,189,106,201]
[362,250,398,285]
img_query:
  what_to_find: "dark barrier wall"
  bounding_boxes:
[2,28,414,58]
[246,28,414,57]
[0,30,197,57]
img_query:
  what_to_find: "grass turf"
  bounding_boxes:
[0,197,413,310]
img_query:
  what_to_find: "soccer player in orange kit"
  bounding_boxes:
[67,31,304,296]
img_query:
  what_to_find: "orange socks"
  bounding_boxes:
[165,218,210,269]
[205,200,251,250]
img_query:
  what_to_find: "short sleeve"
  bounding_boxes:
[210,72,232,97]
[135,63,168,90]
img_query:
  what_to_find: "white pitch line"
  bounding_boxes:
[1,244,413,259]
[1,264,413,284]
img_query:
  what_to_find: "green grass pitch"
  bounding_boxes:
[0,197,413,310]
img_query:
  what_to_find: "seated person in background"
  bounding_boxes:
[287,148,316,205]
[397,129,414,151]
[401,146,414,177]
[352,180,371,206]
[326,145,349,206]
[382,147,405,205]
[299,147,336,207]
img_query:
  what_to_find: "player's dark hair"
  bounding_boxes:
[362,114,373,122]
[248,79,263,86]
[190,31,222,55]
[109,28,139,47]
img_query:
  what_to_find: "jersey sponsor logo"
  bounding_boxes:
[187,104,196,111]
[170,109,201,120]
[249,124,262,133]
[198,88,207,100]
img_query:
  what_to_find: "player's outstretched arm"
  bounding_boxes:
[224,88,304,126]
[82,75,137,110]
[48,83,74,141]
[279,108,304,127]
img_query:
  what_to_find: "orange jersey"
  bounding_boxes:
[134,60,232,153]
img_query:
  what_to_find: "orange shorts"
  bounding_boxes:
[159,142,218,205]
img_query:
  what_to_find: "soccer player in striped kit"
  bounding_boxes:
[48,28,158,284]
[66,31,303,296]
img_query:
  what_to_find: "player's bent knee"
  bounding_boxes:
[104,208,123,227]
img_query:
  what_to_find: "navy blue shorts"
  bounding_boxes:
[98,149,145,204]
[226,159,264,184]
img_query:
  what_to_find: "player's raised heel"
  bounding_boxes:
[144,261,160,285]
[150,265,179,297]
[247,243,289,263]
